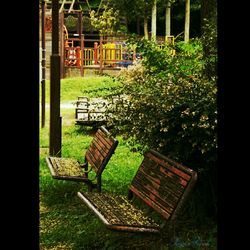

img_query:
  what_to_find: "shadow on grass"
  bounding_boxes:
[40,180,217,250]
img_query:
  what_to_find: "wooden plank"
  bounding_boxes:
[131,172,180,214]
[88,142,106,161]
[146,151,191,181]
[85,127,118,173]
[85,147,102,172]
[92,136,111,155]
[45,157,89,181]
[78,192,161,233]
[128,150,195,220]
[139,163,186,194]
[129,185,171,220]
[96,129,114,147]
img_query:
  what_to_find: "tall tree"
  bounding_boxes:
[200,0,217,79]
[200,0,217,30]
[151,0,157,40]
[184,0,190,42]
[109,0,154,39]
[165,1,171,36]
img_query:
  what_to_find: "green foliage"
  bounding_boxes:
[64,15,78,32]
[200,18,217,80]
[106,37,217,218]
[89,4,120,35]
[108,38,216,170]
[81,16,93,33]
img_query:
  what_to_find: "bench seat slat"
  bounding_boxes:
[46,157,88,181]
[78,192,161,233]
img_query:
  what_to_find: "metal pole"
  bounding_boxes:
[41,1,46,128]
[49,0,62,157]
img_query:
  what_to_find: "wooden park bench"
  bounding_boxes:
[45,126,118,192]
[75,95,127,127]
[75,96,107,127]
[77,149,197,234]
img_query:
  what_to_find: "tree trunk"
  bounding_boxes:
[165,1,171,37]
[201,0,217,31]
[136,16,140,35]
[151,0,157,40]
[144,16,149,40]
[200,0,217,80]
[184,0,190,42]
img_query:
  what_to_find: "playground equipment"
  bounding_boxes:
[42,2,176,78]
[63,21,137,73]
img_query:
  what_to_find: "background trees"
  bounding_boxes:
[77,0,204,39]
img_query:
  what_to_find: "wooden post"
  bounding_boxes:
[78,11,83,37]
[94,42,98,65]
[80,34,84,76]
[41,1,46,128]
[79,12,84,76]
[60,11,65,78]
[99,35,103,75]
[49,0,62,157]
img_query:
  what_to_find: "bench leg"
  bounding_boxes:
[87,183,93,192]
[97,176,101,193]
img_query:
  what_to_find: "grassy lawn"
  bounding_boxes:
[39,76,217,249]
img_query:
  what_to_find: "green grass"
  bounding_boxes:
[40,76,217,249]
[43,75,121,103]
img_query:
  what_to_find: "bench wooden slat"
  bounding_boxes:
[46,157,88,181]
[96,129,114,147]
[129,150,196,220]
[85,128,118,176]
[92,136,112,156]
[131,175,176,215]
[85,146,103,173]
[85,137,114,173]
[78,192,161,233]
[78,149,197,233]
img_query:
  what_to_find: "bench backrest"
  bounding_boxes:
[129,149,197,223]
[85,126,118,176]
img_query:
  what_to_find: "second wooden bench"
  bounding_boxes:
[46,126,118,192]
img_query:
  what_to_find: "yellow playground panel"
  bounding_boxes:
[165,35,175,45]
[102,43,123,65]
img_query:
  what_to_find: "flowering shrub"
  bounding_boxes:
[107,37,218,218]
[108,38,217,170]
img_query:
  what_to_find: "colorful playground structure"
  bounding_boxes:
[43,7,175,78]
[63,25,138,69]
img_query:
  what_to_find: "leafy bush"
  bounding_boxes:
[107,37,217,219]
[108,38,216,167]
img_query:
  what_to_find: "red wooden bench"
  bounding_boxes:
[77,149,197,233]
[46,126,118,192]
